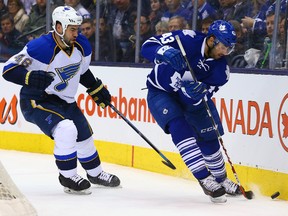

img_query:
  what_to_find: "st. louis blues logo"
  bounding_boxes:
[54,61,80,91]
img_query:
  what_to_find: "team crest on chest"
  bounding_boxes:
[54,61,81,91]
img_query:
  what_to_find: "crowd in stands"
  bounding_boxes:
[0,0,287,69]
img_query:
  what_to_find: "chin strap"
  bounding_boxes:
[54,29,70,48]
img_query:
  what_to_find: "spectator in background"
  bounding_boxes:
[80,0,95,11]
[207,0,220,10]
[161,0,190,23]
[149,0,166,35]
[7,0,29,32]
[21,0,55,42]
[217,0,239,21]
[256,7,285,69]
[0,0,8,32]
[108,0,137,60]
[81,18,121,62]
[0,13,24,58]
[186,0,218,30]
[65,0,92,19]
[278,15,286,51]
[228,0,254,22]
[20,0,35,15]
[155,20,169,35]
[241,0,275,50]
[123,15,153,62]
[278,16,287,68]
[201,17,214,34]
[168,15,188,31]
[226,19,249,67]
[0,0,8,18]
[81,18,96,59]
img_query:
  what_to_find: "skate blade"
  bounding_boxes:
[210,195,227,203]
[63,187,92,195]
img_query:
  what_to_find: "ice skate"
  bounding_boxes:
[199,175,226,203]
[87,171,120,187]
[59,174,91,195]
[220,178,242,196]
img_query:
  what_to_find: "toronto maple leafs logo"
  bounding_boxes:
[54,61,81,91]
[219,24,226,31]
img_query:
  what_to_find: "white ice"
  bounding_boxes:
[0,150,287,216]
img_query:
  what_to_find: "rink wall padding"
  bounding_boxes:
[1,63,288,201]
[0,130,287,201]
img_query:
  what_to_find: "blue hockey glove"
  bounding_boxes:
[181,81,207,102]
[87,78,111,108]
[25,70,55,90]
[155,45,186,71]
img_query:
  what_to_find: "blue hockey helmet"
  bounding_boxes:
[207,20,236,53]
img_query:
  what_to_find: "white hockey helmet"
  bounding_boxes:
[52,6,83,36]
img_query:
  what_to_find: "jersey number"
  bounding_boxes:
[160,33,175,44]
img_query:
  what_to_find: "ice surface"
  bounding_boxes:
[0,150,286,216]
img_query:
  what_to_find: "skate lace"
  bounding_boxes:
[201,176,221,192]
[70,174,84,185]
[221,179,238,193]
[98,171,112,182]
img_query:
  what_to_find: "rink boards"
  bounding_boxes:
[0,64,287,200]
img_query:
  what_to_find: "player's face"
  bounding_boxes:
[64,25,80,46]
[210,42,234,59]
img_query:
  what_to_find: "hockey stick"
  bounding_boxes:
[175,35,253,199]
[108,102,176,170]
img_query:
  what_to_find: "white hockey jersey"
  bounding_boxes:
[3,31,92,103]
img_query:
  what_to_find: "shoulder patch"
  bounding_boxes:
[75,34,92,57]
[26,33,57,64]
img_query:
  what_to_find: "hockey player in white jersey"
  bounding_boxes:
[2,6,120,194]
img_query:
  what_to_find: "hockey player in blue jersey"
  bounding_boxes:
[141,20,241,203]
[2,6,120,194]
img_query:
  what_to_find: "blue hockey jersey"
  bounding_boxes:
[141,29,230,100]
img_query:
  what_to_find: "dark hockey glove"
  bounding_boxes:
[87,78,111,108]
[181,81,207,102]
[25,70,55,90]
[155,45,186,71]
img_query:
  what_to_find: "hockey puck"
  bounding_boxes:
[271,191,280,199]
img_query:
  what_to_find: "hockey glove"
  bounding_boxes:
[181,81,207,102]
[155,45,186,71]
[25,70,55,90]
[87,78,111,108]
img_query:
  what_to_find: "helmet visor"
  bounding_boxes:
[215,42,235,55]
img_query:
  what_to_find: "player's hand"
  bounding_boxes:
[155,45,186,71]
[181,81,207,101]
[87,78,111,108]
[25,70,55,90]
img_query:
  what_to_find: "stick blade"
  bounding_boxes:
[240,186,254,200]
[162,160,176,170]
[244,190,254,200]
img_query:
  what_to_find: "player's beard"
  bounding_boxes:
[63,35,75,47]
[209,48,223,60]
